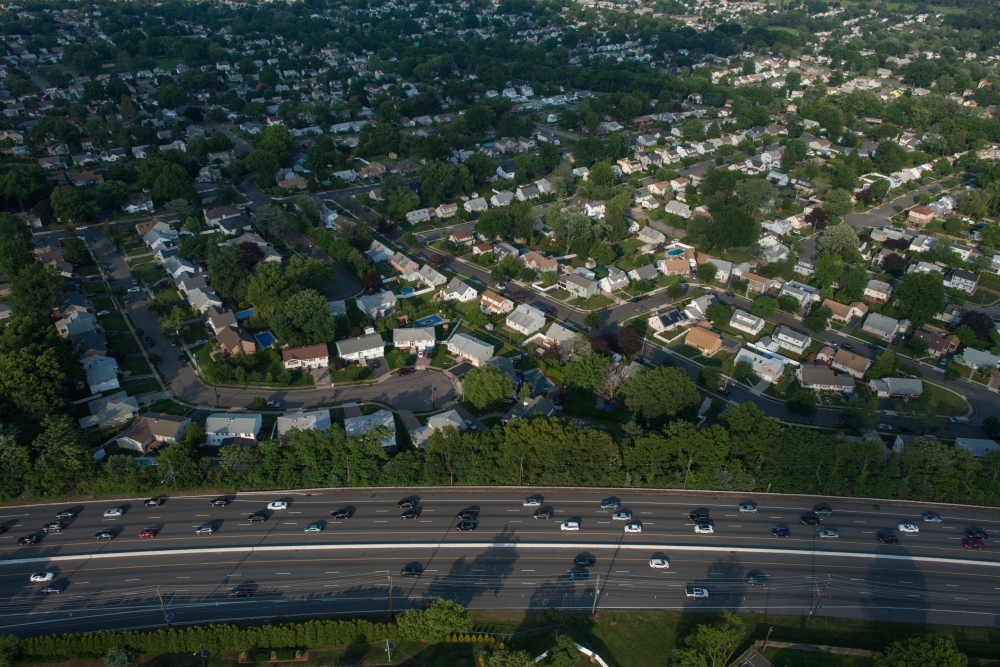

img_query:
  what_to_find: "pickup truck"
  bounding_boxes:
[685,586,709,599]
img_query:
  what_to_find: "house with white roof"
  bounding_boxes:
[735,348,786,383]
[481,290,514,315]
[773,325,812,355]
[343,409,397,450]
[506,303,546,335]
[365,240,392,263]
[277,409,332,436]
[729,309,766,336]
[335,333,386,361]
[393,327,436,351]
[447,333,494,366]
[356,291,397,318]
[205,414,262,445]
[418,265,447,288]
[440,277,478,302]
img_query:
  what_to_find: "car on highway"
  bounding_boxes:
[739,501,758,513]
[399,565,422,577]
[813,503,833,516]
[210,497,230,507]
[103,507,124,518]
[966,528,988,540]
[897,522,919,534]
[560,521,580,531]
[818,528,840,539]
[30,572,55,583]
[398,497,418,508]
[747,573,769,586]
[921,511,942,523]
[304,523,323,533]
[396,368,414,376]
[523,497,542,507]
[331,508,352,519]
[18,534,40,545]
[800,514,820,525]
[533,508,554,520]
[248,512,268,522]
[401,509,421,520]
[230,587,255,598]
[94,529,116,540]
[772,526,790,538]
[624,522,642,533]
[195,524,215,535]
[685,587,709,599]
[575,556,596,567]
[689,509,710,522]
[457,509,479,520]
[649,558,670,569]
[267,501,289,511]
[456,520,478,531]
[138,528,157,538]
[964,539,986,550]
[612,510,632,521]
[568,570,590,581]
[877,531,898,544]
[600,498,620,510]
[56,509,77,519]
[42,521,65,533]
[40,584,65,594]
[144,498,164,507]
[693,523,714,535]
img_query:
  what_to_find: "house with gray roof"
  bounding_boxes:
[335,333,386,361]
[560,273,599,298]
[205,414,262,445]
[356,291,397,317]
[344,409,397,450]
[957,348,1000,371]
[447,333,494,366]
[868,377,923,399]
[862,312,907,340]
[417,265,447,288]
[277,409,332,436]
[78,391,140,431]
[506,303,546,335]
[393,327,436,351]
[773,325,811,355]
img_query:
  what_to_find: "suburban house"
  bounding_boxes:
[863,279,893,303]
[205,414,263,445]
[216,326,257,356]
[506,304,547,335]
[405,208,433,224]
[862,313,908,340]
[464,197,489,214]
[276,409,332,436]
[356,291,397,318]
[336,333,386,361]
[912,327,960,358]
[742,273,773,294]
[116,412,191,453]
[436,203,458,219]
[440,277,478,302]
[729,309,766,336]
[206,307,238,335]
[698,255,733,283]
[365,240,392,263]
[447,333,495,366]
[957,348,1000,371]
[599,268,630,293]
[648,307,685,333]
[543,323,576,347]
[907,205,935,225]
[684,294,718,321]
[658,258,690,277]
[83,355,120,394]
[187,287,223,314]
[831,349,871,379]
[946,269,979,294]
[773,326,812,355]
[393,327,436,352]
[685,326,722,356]
[491,191,514,207]
[868,377,923,399]
[344,409,397,450]
[522,251,559,275]
[79,392,139,431]
[502,395,558,424]
[797,365,856,394]
[481,290,515,315]
[628,264,659,283]
[778,282,817,308]
[637,226,666,245]
[282,343,330,370]
[822,299,868,323]
[735,348,786,383]
[955,438,1000,458]
[418,265,447,288]
[449,230,475,246]
[560,273,599,299]
[390,252,421,280]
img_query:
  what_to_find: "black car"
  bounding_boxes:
[248,512,268,522]
[574,556,597,567]
[55,510,77,520]
[145,336,155,347]
[629,297,641,303]
[42,521,65,533]
[230,587,255,598]
[18,534,40,545]
[400,565,422,577]
[331,508,351,519]
[457,509,479,520]
[210,497,230,507]
[800,514,821,525]
[456,520,478,531]
[689,509,710,522]
[401,509,420,520]
[94,529,116,540]
[877,530,898,544]
[397,498,418,508]
[746,573,769,586]
[841,343,854,351]
[532,508,554,520]
[725,291,735,297]
[966,529,988,540]
[144,498,164,507]
[40,583,66,594]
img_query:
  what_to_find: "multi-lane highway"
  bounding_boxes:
[2,490,999,636]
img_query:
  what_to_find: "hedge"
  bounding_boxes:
[16,619,399,661]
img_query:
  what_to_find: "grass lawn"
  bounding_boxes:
[762,648,872,667]
[674,344,703,360]
[922,383,969,417]
[84,279,107,293]
[385,347,416,370]
[107,333,140,353]
[141,267,167,285]
[93,296,116,311]
[965,288,999,306]
[122,356,153,376]
[430,345,456,368]
[145,399,191,416]
[99,313,129,332]
[124,381,161,397]
[570,294,613,310]
[330,364,374,383]
[850,330,888,347]
[157,287,182,303]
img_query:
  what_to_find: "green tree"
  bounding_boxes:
[50,185,88,223]
[206,245,250,301]
[246,262,293,318]
[667,283,685,299]
[463,365,514,409]
[814,253,844,288]
[103,645,134,667]
[824,188,855,217]
[868,349,899,379]
[10,263,64,316]
[151,162,191,202]
[545,635,579,667]
[0,213,33,276]
[697,262,718,283]
[158,306,190,340]
[584,311,601,328]
[60,236,90,265]
[733,359,755,383]
[563,352,609,390]
[0,433,29,501]
[816,224,859,256]
[95,180,129,212]
[787,389,818,416]
[396,598,473,644]
[271,289,336,346]
[733,178,777,216]
[671,611,745,667]
[873,636,965,667]
[750,296,778,318]
[29,414,93,495]
[486,647,533,667]
[777,295,801,312]
[803,305,832,332]
[621,366,699,421]
[894,272,946,325]
[589,243,616,266]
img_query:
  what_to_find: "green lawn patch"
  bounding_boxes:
[385,347,416,370]
[84,280,107,293]
[93,297,116,311]
[548,289,571,300]
[124,381,161,397]
[921,383,969,417]
[430,345,455,368]
[145,399,190,416]
[99,313,129,332]
[122,356,153,376]
[330,364,374,383]
[570,294,613,310]
[762,648,872,667]
[157,287,182,303]
[107,333,140,353]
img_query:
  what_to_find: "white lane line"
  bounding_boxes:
[148,516,160,519]
[196,515,209,517]
[283,522,297,525]
[769,516,782,519]
[374,520,388,523]
[947,584,959,587]
[899,580,913,584]
[641,512,652,515]
[419,520,433,523]
[729,525,742,528]
[510,520,522,523]
[277,572,290,575]
[522,569,535,572]
[507,510,520,512]
[325,571,339,574]
[597,521,610,524]
[126,578,140,581]
[377,510,388,513]
[853,520,866,523]
[289,512,301,514]
[176,576,190,579]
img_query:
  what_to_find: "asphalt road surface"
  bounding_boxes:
[2,490,999,636]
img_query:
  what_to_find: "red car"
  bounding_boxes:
[397,368,414,376]
[138,528,157,539]
[963,539,985,550]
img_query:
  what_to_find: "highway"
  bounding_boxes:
[2,490,1000,636]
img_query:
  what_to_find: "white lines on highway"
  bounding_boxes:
[277,572,290,575]
[521,569,535,572]
[899,580,913,584]
[325,571,339,574]
[948,537,961,540]
[597,521,610,524]
[947,584,959,587]
[196,515,208,517]
[641,512,652,515]
[510,520,522,523]
[955,597,968,600]
[176,576,190,579]
[376,510,388,513]
[725,515,737,518]
[126,578,140,582]
[506,510,519,512]
[374,520,387,523]
[283,522,297,525]
[729,525,742,528]
[148,516,160,519]
[853,520,866,524]
[615,570,629,573]
[289,511,301,514]
[861,531,874,534]
[0,514,28,518]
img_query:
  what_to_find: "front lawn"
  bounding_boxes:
[107,333,140,353]
[385,347,416,369]
[122,356,153,376]
[330,364,374,383]
[124,381,161,397]
[99,313,129,332]
[570,294,613,310]
[921,383,968,417]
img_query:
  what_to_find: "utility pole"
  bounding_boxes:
[807,580,829,622]
[762,626,774,651]
[156,586,172,628]
[385,638,394,663]
[590,574,601,618]
[388,574,394,622]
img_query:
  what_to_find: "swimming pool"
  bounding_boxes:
[235,309,256,320]
[254,331,277,348]
[401,286,414,294]
[523,369,553,391]
[414,315,444,328]
[666,248,685,257]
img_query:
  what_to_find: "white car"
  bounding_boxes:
[818,528,840,539]
[97,309,111,316]
[267,501,289,511]
[612,511,632,521]
[921,512,942,523]
[103,507,124,518]
[560,521,580,531]
[30,572,55,583]
[127,287,141,293]
[685,587,709,599]
[649,558,670,569]
[693,523,714,534]
[624,522,642,533]
[897,522,919,534]
[523,498,542,507]
[738,501,758,513]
